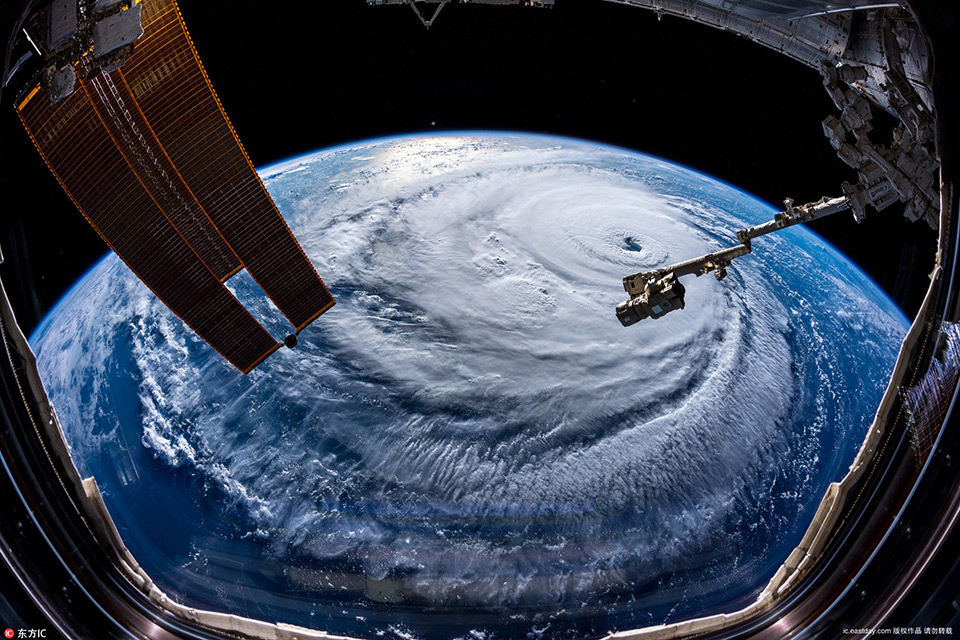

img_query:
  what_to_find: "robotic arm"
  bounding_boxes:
[616,195,849,326]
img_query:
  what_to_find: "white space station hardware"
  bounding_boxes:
[367,0,553,29]
[364,1,939,331]
[41,0,143,102]
[614,4,939,327]
[616,196,850,326]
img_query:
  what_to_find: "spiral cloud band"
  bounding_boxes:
[32,134,907,637]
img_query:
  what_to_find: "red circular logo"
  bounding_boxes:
[4,628,15,639]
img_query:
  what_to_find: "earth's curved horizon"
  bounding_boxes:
[32,132,908,639]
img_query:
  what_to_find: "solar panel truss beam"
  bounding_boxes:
[17,0,335,372]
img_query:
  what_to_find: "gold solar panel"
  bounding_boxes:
[16,0,335,372]
[85,69,242,281]
[122,0,336,329]
[17,79,280,373]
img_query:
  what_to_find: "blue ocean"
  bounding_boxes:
[31,134,908,639]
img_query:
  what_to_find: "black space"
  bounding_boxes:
[0,0,938,331]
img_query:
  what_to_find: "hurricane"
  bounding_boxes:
[31,133,908,639]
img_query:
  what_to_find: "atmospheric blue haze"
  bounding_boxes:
[31,133,908,639]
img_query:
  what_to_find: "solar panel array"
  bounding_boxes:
[17,0,335,372]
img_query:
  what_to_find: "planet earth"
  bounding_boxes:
[32,133,908,639]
